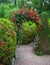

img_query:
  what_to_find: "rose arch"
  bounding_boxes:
[10,7,40,44]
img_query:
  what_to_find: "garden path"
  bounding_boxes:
[15,45,50,65]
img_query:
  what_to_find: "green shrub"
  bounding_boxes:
[5,7,19,19]
[0,18,16,65]
[20,21,37,44]
[40,11,50,18]
[0,4,9,18]
[34,12,50,54]
[7,4,15,9]
[48,18,50,27]
[35,50,44,56]
[0,4,19,18]
[7,4,19,9]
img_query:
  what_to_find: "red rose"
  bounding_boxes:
[30,11,35,14]
[18,23,20,26]
[29,13,33,19]
[38,25,41,28]
[30,11,34,14]
[30,15,33,18]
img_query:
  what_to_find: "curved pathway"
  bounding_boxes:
[15,45,50,65]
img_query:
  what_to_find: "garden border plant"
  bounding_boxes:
[34,12,50,55]
[0,18,16,65]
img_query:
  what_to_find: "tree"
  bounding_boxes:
[14,0,16,5]
[17,0,50,12]
[0,0,11,3]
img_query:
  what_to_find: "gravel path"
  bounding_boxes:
[15,45,50,65]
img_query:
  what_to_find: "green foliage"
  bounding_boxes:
[35,50,44,56]
[7,3,19,9]
[21,21,37,44]
[0,4,19,18]
[0,4,9,18]
[41,11,50,18]
[0,18,16,65]
[0,0,12,3]
[18,0,40,9]
[34,12,50,54]
[18,0,50,13]
[39,12,50,39]
[5,6,19,19]
[48,18,50,26]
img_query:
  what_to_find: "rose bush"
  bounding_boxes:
[10,7,40,27]
[10,7,40,45]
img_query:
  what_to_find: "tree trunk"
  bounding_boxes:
[15,0,16,6]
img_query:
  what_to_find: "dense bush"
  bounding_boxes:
[0,4,9,18]
[0,18,16,65]
[5,6,19,19]
[21,21,37,44]
[0,4,19,18]
[0,0,11,3]
[34,12,50,55]
[40,11,50,18]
